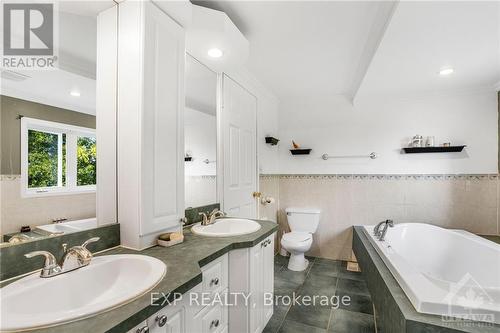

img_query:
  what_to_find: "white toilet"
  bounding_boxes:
[280,207,321,271]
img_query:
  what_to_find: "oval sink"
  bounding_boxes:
[191,218,261,237]
[0,254,166,331]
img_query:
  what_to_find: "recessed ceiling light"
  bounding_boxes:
[207,48,223,58]
[70,90,80,97]
[439,68,454,76]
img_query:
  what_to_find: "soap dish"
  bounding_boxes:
[157,232,184,247]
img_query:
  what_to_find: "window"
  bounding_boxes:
[21,117,96,197]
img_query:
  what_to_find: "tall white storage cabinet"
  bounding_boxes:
[228,234,275,333]
[117,0,185,249]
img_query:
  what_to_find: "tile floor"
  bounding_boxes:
[264,255,377,333]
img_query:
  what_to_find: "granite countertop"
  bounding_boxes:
[8,219,278,333]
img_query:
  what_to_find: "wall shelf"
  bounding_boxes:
[402,145,466,154]
[290,148,312,155]
[265,136,280,145]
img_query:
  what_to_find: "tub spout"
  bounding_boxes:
[374,220,390,237]
[378,220,394,241]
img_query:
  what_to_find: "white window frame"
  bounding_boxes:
[21,117,96,198]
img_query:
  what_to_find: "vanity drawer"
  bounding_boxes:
[200,301,228,333]
[201,254,228,296]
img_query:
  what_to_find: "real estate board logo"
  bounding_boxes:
[2,2,57,69]
[442,273,495,327]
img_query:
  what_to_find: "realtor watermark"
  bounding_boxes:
[151,291,351,309]
[2,1,58,70]
[441,273,496,328]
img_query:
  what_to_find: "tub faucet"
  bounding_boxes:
[374,220,390,237]
[378,220,394,241]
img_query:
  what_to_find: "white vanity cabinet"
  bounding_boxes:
[127,234,275,333]
[129,254,229,333]
[228,233,276,333]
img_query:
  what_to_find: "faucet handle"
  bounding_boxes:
[24,251,57,265]
[82,237,100,249]
[24,251,61,277]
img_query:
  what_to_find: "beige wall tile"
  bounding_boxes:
[271,175,499,261]
[1,178,96,235]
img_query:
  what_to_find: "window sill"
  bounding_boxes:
[21,187,96,198]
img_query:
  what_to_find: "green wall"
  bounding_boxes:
[1,95,96,175]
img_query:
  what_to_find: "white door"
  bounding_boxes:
[221,75,257,218]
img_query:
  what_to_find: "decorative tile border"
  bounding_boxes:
[260,174,499,181]
[0,174,21,180]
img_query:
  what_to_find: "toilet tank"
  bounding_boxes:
[285,208,321,233]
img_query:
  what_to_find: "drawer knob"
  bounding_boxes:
[210,319,220,329]
[136,326,149,333]
[156,315,167,327]
[211,277,219,286]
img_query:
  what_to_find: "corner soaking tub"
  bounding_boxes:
[363,223,500,324]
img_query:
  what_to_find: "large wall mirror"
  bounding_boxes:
[185,55,218,209]
[0,2,116,246]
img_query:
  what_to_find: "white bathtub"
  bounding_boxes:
[363,223,500,324]
[35,218,97,235]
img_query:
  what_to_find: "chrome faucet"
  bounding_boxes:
[373,220,389,237]
[24,237,100,278]
[199,209,226,226]
[60,237,100,272]
[24,251,62,278]
[378,220,394,241]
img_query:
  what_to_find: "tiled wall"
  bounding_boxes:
[259,174,500,260]
[1,176,96,235]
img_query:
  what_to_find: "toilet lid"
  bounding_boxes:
[282,232,312,242]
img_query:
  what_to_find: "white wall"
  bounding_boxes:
[184,107,217,176]
[277,90,498,174]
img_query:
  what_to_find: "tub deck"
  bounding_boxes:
[352,226,500,333]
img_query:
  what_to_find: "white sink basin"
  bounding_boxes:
[191,218,261,237]
[0,254,166,331]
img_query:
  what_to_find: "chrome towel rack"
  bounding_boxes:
[321,152,378,160]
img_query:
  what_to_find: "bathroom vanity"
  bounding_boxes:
[0,220,277,333]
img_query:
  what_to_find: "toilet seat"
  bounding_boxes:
[280,232,313,252]
[282,232,312,243]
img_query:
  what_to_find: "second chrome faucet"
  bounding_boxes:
[24,237,100,278]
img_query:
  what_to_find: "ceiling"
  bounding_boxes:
[1,2,106,115]
[186,55,217,115]
[358,1,500,97]
[195,1,500,101]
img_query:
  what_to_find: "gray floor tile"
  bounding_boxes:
[279,319,327,333]
[275,276,302,297]
[276,266,310,285]
[275,254,290,267]
[328,309,375,333]
[285,304,332,329]
[335,291,374,315]
[300,275,338,299]
[336,278,370,296]
[309,261,341,278]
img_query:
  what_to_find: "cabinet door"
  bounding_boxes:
[140,0,185,235]
[249,239,264,333]
[148,303,186,333]
[262,235,275,326]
